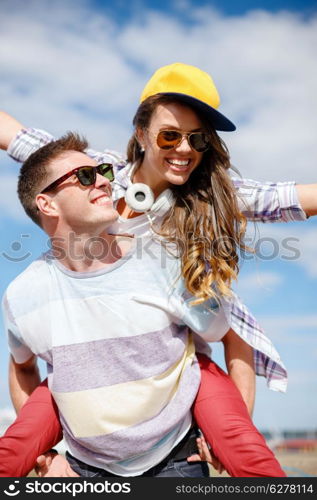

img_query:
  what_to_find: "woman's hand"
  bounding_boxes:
[35,452,79,477]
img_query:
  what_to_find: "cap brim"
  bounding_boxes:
[160,92,236,132]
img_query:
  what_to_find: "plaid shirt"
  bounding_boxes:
[8,128,308,393]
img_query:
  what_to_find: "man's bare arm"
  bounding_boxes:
[188,330,255,470]
[9,354,41,413]
[222,328,255,416]
[0,111,24,151]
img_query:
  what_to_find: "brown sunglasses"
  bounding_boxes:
[41,163,114,193]
[156,130,211,152]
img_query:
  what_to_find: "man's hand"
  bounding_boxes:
[35,452,79,477]
[187,436,224,474]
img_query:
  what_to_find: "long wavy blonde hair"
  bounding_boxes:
[127,94,247,305]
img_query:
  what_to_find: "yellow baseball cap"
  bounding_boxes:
[140,62,235,132]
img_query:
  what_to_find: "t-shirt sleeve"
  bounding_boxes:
[2,294,34,363]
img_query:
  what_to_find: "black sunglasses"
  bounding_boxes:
[156,130,211,153]
[41,163,114,194]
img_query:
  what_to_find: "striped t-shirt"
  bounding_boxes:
[3,237,230,476]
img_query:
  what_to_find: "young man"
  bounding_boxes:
[1,132,218,478]
[1,132,287,478]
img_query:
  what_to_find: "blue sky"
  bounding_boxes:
[0,0,316,435]
[91,0,317,21]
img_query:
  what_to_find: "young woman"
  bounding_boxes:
[1,63,315,477]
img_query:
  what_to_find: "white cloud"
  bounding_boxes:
[0,0,316,187]
[117,8,317,182]
[288,369,317,386]
[255,314,317,346]
[0,406,15,421]
[254,375,316,430]
[248,222,317,278]
[260,314,317,330]
[237,270,283,291]
[0,175,26,221]
[0,2,315,433]
[234,270,284,305]
[0,406,15,435]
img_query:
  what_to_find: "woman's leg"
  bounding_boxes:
[193,353,286,477]
[0,378,62,477]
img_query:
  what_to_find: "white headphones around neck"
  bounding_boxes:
[124,183,155,213]
[124,183,174,219]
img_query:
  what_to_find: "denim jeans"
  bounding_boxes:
[66,451,209,478]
